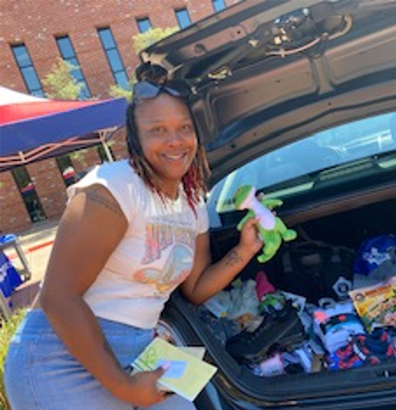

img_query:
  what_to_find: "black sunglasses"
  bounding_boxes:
[132,80,192,102]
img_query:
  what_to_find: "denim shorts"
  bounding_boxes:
[4,309,195,410]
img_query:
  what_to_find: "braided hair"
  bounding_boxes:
[126,62,210,212]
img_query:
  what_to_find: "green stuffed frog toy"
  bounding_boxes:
[234,185,297,263]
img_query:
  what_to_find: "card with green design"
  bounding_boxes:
[132,337,217,401]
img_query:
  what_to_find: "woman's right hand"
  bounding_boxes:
[116,367,167,407]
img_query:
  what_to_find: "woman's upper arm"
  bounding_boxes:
[40,184,128,302]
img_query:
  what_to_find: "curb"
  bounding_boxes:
[27,240,54,253]
[8,240,54,260]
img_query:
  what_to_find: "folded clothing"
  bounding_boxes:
[314,310,365,354]
[327,328,396,370]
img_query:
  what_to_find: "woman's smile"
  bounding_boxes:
[162,151,189,162]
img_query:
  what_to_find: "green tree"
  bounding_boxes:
[132,26,178,54]
[42,58,83,100]
[108,82,134,100]
[108,26,179,100]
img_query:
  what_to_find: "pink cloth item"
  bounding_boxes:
[255,271,276,300]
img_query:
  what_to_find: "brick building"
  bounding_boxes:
[0,0,236,233]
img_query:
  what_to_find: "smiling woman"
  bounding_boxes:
[3,62,264,410]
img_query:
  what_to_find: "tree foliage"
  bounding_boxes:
[42,58,83,100]
[108,81,134,100]
[132,26,178,54]
[109,26,179,100]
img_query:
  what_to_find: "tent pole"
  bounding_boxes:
[99,131,114,162]
[0,293,12,321]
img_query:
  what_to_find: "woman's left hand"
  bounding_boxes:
[238,217,263,259]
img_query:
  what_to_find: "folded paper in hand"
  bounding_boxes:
[132,337,217,402]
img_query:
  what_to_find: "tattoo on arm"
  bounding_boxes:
[224,249,243,266]
[85,188,124,217]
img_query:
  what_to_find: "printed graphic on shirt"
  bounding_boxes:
[133,219,196,293]
[134,244,193,293]
[142,221,195,264]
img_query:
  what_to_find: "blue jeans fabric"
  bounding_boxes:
[4,309,196,410]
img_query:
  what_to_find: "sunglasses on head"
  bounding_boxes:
[132,80,192,102]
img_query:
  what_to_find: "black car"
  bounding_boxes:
[141,1,396,409]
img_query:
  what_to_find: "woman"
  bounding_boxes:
[4,63,262,409]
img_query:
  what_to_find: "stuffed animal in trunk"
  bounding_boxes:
[234,185,297,263]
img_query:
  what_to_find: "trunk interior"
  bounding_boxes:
[171,194,396,403]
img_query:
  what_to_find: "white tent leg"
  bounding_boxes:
[99,131,114,162]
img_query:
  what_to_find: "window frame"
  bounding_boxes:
[97,27,129,90]
[136,17,152,33]
[55,35,91,99]
[175,8,192,29]
[11,44,44,96]
[212,0,226,12]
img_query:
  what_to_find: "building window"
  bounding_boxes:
[97,27,129,90]
[56,155,77,187]
[12,167,46,222]
[212,0,226,12]
[56,36,91,99]
[137,17,152,33]
[11,44,44,96]
[175,8,191,29]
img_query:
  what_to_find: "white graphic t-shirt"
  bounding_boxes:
[68,160,208,328]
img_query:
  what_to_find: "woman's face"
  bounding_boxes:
[135,93,198,195]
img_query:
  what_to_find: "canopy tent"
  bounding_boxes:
[0,86,129,171]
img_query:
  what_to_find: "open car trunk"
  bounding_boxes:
[145,1,396,407]
[163,190,396,409]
